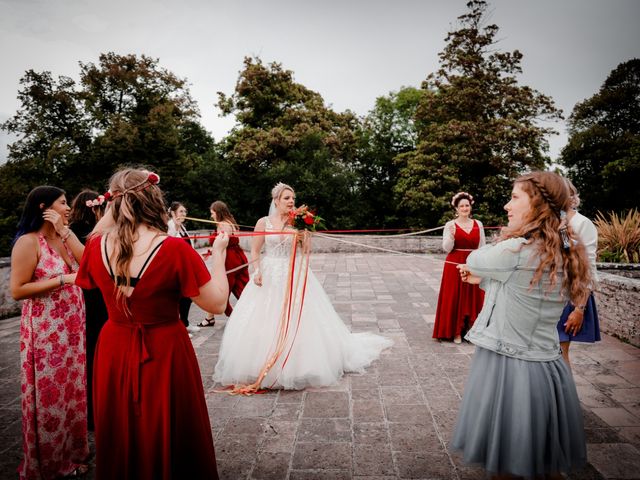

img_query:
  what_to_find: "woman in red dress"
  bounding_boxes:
[199,201,249,327]
[432,192,486,343]
[76,168,230,480]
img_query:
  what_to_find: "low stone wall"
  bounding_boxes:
[0,258,20,318]
[192,230,445,254]
[596,272,640,347]
[299,234,444,254]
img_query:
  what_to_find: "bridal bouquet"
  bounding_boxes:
[288,205,325,232]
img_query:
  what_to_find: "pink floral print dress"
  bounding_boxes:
[18,233,89,480]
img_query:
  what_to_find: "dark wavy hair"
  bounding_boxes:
[14,186,65,243]
[210,200,239,231]
[169,201,185,215]
[70,189,103,227]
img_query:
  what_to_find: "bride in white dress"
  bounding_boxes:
[213,182,392,391]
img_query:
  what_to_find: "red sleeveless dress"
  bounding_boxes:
[432,221,485,340]
[223,235,249,316]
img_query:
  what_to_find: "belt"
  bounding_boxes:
[111,319,174,415]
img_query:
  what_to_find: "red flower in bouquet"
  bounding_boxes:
[288,205,325,231]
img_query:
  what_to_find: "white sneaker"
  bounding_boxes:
[187,325,201,333]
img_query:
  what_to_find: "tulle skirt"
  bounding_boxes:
[213,255,392,390]
[453,347,587,478]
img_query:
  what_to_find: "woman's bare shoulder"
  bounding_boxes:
[254,217,267,230]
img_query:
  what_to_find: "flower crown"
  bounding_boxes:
[98,171,160,204]
[85,195,107,208]
[451,191,474,207]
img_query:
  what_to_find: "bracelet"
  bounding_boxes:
[574,304,586,312]
[60,228,71,243]
[59,275,64,287]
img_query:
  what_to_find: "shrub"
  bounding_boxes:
[594,209,640,263]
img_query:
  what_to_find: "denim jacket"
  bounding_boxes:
[465,237,565,361]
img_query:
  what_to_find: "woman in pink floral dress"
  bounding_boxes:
[10,186,89,479]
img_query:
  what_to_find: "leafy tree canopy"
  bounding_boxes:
[395,0,561,227]
[216,57,360,227]
[355,86,423,228]
[0,53,214,255]
[561,58,640,216]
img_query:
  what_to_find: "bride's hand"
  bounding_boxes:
[297,230,311,249]
[253,271,263,287]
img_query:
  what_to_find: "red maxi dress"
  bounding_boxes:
[76,236,218,480]
[432,220,485,340]
[222,235,249,317]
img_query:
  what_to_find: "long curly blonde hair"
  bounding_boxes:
[107,168,168,307]
[500,171,591,304]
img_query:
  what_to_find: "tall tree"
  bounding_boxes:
[76,52,206,200]
[217,57,360,227]
[395,0,561,227]
[356,86,422,227]
[1,70,91,185]
[561,59,640,216]
[0,70,91,254]
[0,53,216,255]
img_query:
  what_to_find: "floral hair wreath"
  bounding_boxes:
[85,195,107,208]
[451,191,474,207]
[96,171,160,205]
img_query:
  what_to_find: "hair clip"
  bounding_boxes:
[559,210,571,249]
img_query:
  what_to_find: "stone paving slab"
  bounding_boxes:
[1,252,639,479]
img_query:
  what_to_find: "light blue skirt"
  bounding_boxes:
[453,347,587,478]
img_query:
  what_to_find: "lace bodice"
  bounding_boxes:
[264,217,294,258]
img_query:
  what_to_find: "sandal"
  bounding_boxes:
[198,317,216,328]
[66,464,89,477]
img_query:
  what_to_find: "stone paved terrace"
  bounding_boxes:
[1,252,639,479]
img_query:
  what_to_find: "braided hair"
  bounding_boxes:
[500,171,591,305]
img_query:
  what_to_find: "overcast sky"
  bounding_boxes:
[1,0,638,164]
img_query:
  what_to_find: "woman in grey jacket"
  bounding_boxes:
[453,171,591,479]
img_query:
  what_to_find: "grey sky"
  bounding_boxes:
[1,0,638,164]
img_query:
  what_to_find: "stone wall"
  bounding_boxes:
[596,272,640,347]
[291,234,444,254]
[191,229,445,254]
[0,258,20,318]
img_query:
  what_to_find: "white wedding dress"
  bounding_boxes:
[213,217,392,390]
